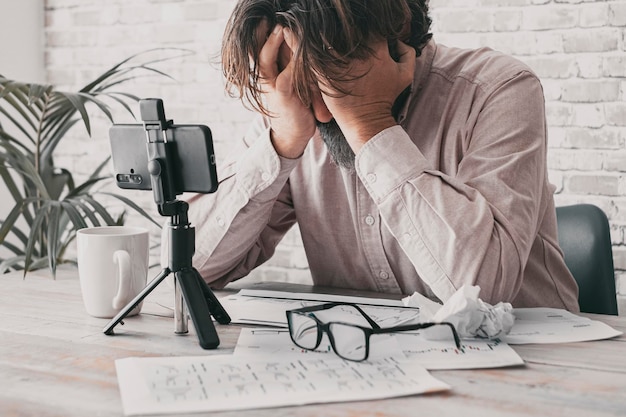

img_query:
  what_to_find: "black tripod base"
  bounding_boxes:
[175,267,230,349]
[103,266,231,350]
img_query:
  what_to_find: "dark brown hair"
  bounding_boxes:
[222,0,432,114]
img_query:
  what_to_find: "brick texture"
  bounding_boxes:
[42,0,626,310]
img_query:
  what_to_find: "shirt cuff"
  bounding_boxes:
[355,125,431,203]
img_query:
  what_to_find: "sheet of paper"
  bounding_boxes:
[219,291,418,327]
[116,355,449,416]
[395,332,524,369]
[234,328,524,370]
[502,308,623,344]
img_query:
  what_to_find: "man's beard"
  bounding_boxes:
[316,87,410,171]
[317,119,356,171]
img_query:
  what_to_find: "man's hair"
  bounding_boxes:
[222,0,432,114]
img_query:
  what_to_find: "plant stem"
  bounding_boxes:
[34,93,49,177]
[34,93,50,257]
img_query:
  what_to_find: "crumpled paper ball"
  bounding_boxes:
[402,285,515,339]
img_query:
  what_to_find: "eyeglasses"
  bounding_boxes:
[286,302,461,362]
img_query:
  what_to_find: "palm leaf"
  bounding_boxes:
[89,157,112,179]
[93,92,137,117]
[41,116,79,159]
[59,201,89,230]
[56,232,76,264]
[0,201,25,244]
[0,238,23,257]
[67,198,101,227]
[6,256,49,274]
[0,255,26,273]
[0,160,25,203]
[5,222,29,248]
[0,197,41,245]
[66,176,109,197]
[0,140,49,198]
[22,201,50,274]
[55,92,92,136]
[81,48,191,92]
[77,196,116,225]
[0,95,38,144]
[46,203,61,276]
[28,83,50,103]
[100,191,161,228]
[77,92,114,122]
[2,80,45,123]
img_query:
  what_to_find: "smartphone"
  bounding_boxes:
[109,124,218,195]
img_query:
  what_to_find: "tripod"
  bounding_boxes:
[103,200,230,349]
[103,99,230,349]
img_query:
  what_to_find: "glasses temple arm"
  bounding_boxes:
[372,322,462,349]
[349,304,382,329]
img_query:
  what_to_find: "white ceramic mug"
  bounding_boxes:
[77,226,149,318]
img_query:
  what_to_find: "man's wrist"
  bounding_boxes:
[270,129,308,159]
[344,116,398,153]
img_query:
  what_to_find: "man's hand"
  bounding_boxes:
[256,22,316,159]
[318,40,416,153]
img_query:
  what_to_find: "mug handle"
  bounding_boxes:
[112,250,132,310]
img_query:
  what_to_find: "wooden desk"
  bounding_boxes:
[2,269,625,417]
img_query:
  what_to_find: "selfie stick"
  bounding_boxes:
[103,99,230,349]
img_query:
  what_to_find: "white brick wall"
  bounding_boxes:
[40,0,626,311]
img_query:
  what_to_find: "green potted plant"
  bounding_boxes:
[0,49,186,277]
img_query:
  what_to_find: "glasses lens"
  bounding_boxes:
[289,312,320,349]
[329,322,368,361]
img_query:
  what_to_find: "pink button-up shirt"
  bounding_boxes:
[188,39,580,311]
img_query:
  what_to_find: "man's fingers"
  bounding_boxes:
[283,27,297,51]
[258,25,285,80]
[253,18,271,56]
[395,41,416,65]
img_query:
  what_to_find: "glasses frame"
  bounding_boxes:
[286,302,462,362]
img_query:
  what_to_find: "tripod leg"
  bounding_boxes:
[103,267,171,335]
[195,268,231,325]
[175,268,220,349]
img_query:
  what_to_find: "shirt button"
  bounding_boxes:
[366,173,377,183]
[379,271,390,280]
[216,216,225,227]
[364,215,375,226]
[261,172,271,182]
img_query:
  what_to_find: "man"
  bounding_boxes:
[186,0,579,310]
